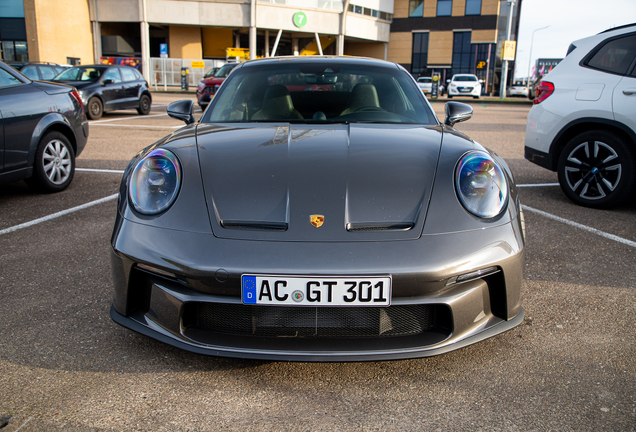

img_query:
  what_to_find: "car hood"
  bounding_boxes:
[200,77,225,86]
[196,123,443,241]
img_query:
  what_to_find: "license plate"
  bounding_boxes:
[459,88,471,92]
[242,275,391,306]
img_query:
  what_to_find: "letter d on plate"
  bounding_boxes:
[242,275,257,304]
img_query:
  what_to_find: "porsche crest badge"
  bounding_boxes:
[310,215,324,228]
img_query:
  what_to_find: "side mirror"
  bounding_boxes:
[444,101,473,127]
[102,79,114,86]
[168,99,195,125]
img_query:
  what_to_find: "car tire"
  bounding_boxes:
[137,94,151,115]
[448,95,453,98]
[87,97,103,120]
[557,130,636,209]
[25,131,75,193]
[473,96,480,99]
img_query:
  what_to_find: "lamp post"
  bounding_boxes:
[499,0,515,99]
[526,25,550,85]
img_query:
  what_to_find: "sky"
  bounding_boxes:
[514,0,636,79]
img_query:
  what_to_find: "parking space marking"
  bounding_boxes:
[89,113,168,124]
[76,168,125,174]
[522,204,636,248]
[0,194,118,236]
[518,183,559,188]
[90,123,181,129]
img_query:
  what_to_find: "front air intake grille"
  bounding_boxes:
[188,303,436,338]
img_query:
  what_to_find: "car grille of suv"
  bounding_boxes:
[190,303,435,338]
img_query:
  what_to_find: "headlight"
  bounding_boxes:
[129,149,181,215]
[455,151,508,218]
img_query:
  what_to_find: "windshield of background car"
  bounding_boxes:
[54,67,105,82]
[214,64,238,78]
[453,76,478,82]
[204,62,434,125]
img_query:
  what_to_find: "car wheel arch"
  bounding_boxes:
[549,118,636,171]
[27,114,77,168]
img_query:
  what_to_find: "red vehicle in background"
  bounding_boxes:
[196,63,239,109]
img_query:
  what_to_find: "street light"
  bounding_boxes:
[526,25,550,85]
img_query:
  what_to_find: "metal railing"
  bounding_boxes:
[149,58,227,89]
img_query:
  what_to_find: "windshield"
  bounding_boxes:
[418,77,431,83]
[54,67,105,82]
[453,75,478,82]
[214,64,238,78]
[204,62,434,125]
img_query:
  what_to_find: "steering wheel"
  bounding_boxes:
[354,106,386,113]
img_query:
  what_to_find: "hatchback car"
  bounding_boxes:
[9,61,68,81]
[110,56,525,361]
[53,65,152,120]
[525,24,636,208]
[417,76,432,93]
[0,61,88,192]
[447,74,482,99]
[508,81,529,97]
[195,62,239,109]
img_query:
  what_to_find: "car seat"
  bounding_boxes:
[252,85,303,121]
[340,83,381,115]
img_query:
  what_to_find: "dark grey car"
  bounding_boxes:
[110,57,524,361]
[0,61,88,192]
[53,65,151,120]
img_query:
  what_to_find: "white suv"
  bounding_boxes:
[447,74,481,99]
[525,24,636,208]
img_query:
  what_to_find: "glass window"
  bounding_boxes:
[214,63,238,78]
[0,68,22,87]
[121,67,137,82]
[409,0,423,17]
[205,62,434,125]
[21,66,39,80]
[39,66,57,80]
[1,41,15,62]
[355,5,362,13]
[586,34,636,75]
[437,0,452,16]
[363,7,371,16]
[465,0,481,15]
[411,32,430,77]
[371,9,378,17]
[103,68,122,83]
[54,67,105,82]
[14,42,28,62]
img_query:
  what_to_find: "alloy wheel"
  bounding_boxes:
[563,140,622,200]
[42,139,72,185]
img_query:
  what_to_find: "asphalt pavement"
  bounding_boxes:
[0,93,634,431]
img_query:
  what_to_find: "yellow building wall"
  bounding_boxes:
[169,26,203,59]
[452,0,466,16]
[387,32,412,64]
[202,27,234,59]
[24,0,94,64]
[423,0,437,17]
[393,0,409,18]
[472,29,497,43]
[345,42,386,60]
[482,0,500,15]
[428,31,453,65]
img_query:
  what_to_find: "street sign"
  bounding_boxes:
[502,41,516,61]
[226,48,250,59]
[160,43,168,58]
[191,61,205,69]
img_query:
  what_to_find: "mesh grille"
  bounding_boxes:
[193,303,434,338]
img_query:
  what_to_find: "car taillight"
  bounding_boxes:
[533,81,554,104]
[69,89,84,117]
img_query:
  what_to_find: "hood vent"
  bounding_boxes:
[346,222,414,232]
[220,220,288,231]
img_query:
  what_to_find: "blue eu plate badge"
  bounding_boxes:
[242,275,257,304]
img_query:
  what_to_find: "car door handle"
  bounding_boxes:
[623,89,636,95]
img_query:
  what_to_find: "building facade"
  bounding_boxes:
[388,0,521,95]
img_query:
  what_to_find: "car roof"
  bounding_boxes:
[239,56,399,70]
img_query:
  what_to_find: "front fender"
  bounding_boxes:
[27,113,77,166]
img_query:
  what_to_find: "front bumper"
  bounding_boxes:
[110,217,524,361]
[449,86,480,97]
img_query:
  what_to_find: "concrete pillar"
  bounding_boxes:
[140,0,150,82]
[338,0,350,56]
[265,30,270,57]
[249,0,256,59]
[293,37,298,56]
[92,0,101,63]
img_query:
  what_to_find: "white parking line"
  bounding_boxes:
[518,183,559,188]
[90,123,181,129]
[89,113,168,124]
[0,194,118,236]
[76,168,125,174]
[522,204,636,248]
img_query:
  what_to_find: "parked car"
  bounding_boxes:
[195,62,239,109]
[508,80,529,97]
[0,61,88,192]
[527,76,542,100]
[525,23,636,208]
[52,65,151,120]
[447,74,481,99]
[203,67,220,78]
[9,61,68,81]
[110,56,525,361]
[417,76,432,93]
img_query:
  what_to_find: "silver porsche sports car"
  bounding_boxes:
[110,57,525,361]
